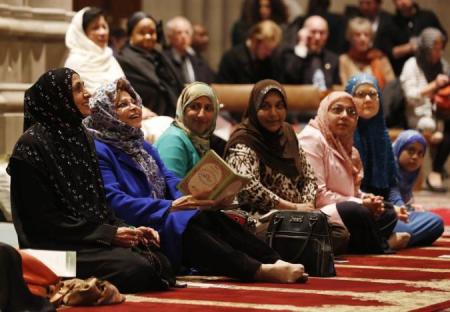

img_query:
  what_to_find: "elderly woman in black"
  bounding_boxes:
[8,68,174,293]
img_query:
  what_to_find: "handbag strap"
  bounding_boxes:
[289,214,319,263]
[267,213,320,263]
[267,215,283,248]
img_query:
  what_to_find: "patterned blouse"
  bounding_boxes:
[226,143,317,215]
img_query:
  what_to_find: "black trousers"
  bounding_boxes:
[433,119,450,172]
[77,246,173,293]
[0,243,55,312]
[182,211,280,280]
[336,201,397,254]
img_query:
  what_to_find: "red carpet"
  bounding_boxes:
[429,208,450,228]
[64,233,450,312]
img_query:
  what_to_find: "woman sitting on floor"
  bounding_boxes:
[224,79,349,254]
[84,77,306,283]
[8,68,174,293]
[298,91,404,252]
[155,82,220,178]
[392,129,444,245]
[346,73,444,247]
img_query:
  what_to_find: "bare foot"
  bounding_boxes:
[388,232,411,250]
[254,260,305,283]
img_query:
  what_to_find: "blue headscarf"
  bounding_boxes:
[345,73,398,195]
[392,130,427,204]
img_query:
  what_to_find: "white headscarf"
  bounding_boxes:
[64,7,124,93]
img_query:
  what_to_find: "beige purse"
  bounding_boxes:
[49,277,125,306]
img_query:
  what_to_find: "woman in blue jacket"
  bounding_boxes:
[84,78,306,283]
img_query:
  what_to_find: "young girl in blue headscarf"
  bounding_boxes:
[346,73,444,247]
[392,130,444,245]
[392,130,428,208]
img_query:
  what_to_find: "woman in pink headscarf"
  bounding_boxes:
[298,91,408,253]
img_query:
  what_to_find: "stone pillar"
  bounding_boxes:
[0,2,72,155]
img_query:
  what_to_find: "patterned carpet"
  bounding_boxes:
[64,230,450,312]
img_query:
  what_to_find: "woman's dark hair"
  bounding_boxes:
[127,11,165,46]
[82,7,105,33]
[127,11,157,36]
[240,0,288,25]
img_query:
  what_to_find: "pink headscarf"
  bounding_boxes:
[309,91,364,193]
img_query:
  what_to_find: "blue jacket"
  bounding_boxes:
[94,140,198,267]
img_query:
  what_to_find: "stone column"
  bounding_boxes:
[0,2,72,155]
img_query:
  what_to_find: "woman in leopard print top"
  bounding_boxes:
[224,80,327,239]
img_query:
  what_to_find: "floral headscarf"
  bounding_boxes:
[84,78,166,199]
[174,82,220,156]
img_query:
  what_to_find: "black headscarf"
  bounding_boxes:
[225,79,303,178]
[9,68,111,223]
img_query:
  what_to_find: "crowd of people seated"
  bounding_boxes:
[2,1,449,310]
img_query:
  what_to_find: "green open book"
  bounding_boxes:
[177,150,250,201]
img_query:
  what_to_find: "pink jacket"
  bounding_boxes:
[298,125,363,224]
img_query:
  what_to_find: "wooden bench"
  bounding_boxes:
[211,84,324,113]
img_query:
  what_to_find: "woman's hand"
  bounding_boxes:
[171,195,215,212]
[410,203,424,212]
[295,202,315,212]
[112,227,141,248]
[435,74,449,88]
[213,195,236,209]
[136,226,160,248]
[362,194,384,217]
[395,206,410,223]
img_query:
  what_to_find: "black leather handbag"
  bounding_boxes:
[266,210,336,277]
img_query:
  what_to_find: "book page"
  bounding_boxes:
[186,161,226,198]
[21,249,76,277]
[178,150,250,201]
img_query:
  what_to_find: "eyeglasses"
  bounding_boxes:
[354,90,378,100]
[329,105,358,118]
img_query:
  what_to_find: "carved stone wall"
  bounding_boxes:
[0,1,72,154]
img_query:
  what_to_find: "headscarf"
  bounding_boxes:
[309,91,363,193]
[64,7,124,93]
[225,79,302,178]
[392,130,427,203]
[416,27,445,82]
[9,68,111,222]
[173,82,220,157]
[345,73,398,192]
[84,79,166,199]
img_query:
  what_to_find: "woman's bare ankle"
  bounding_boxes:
[388,232,411,250]
[254,261,305,283]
